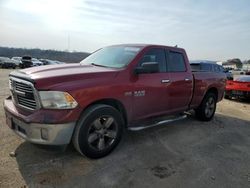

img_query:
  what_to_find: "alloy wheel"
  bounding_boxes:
[205,97,215,118]
[87,116,118,151]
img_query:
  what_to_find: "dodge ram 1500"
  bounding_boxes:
[4,44,226,158]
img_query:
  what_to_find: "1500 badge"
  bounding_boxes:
[134,90,145,97]
[124,90,145,97]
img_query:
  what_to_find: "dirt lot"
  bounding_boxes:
[0,68,250,188]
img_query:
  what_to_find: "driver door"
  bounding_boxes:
[132,48,171,120]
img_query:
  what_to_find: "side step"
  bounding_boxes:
[128,114,187,131]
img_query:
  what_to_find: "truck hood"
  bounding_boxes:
[10,63,120,90]
[18,63,118,78]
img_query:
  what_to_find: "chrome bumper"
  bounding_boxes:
[4,99,76,145]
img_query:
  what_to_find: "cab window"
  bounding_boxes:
[167,51,186,72]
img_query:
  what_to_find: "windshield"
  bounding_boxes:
[80,46,141,68]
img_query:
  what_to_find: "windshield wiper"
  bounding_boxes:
[90,63,110,68]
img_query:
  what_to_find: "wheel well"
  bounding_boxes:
[206,87,218,101]
[85,99,128,125]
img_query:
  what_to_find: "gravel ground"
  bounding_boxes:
[0,68,250,188]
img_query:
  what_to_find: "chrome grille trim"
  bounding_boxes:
[9,77,40,111]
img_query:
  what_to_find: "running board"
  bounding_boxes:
[128,114,187,131]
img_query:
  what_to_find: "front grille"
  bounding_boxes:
[17,95,36,109]
[15,82,33,93]
[10,77,38,110]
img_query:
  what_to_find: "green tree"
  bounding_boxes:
[227,58,242,68]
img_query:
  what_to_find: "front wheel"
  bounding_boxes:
[73,104,124,159]
[195,92,217,121]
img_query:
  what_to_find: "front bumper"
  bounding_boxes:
[4,98,76,145]
[225,90,250,98]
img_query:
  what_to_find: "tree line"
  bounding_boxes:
[0,46,90,63]
[224,58,250,69]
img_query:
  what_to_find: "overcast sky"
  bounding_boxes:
[0,0,250,61]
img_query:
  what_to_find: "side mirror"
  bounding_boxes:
[134,62,159,74]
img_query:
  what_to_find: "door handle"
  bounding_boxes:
[184,78,190,81]
[161,79,170,83]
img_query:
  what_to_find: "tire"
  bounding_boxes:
[73,104,124,159]
[224,94,232,100]
[195,92,217,121]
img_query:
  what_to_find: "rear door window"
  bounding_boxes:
[167,51,186,72]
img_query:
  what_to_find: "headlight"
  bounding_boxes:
[39,91,78,109]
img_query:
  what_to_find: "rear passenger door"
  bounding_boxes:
[166,50,193,112]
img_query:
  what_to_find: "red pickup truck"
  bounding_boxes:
[4,44,226,158]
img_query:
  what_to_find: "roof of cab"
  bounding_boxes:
[108,43,185,51]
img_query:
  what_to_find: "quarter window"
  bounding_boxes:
[213,65,220,72]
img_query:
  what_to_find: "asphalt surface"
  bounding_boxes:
[0,68,250,188]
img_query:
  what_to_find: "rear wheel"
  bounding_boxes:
[73,104,124,159]
[195,92,217,121]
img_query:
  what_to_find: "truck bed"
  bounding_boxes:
[190,71,226,109]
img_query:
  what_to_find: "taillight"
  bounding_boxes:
[248,84,250,87]
[228,83,233,85]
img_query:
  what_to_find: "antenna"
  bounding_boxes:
[174,45,178,47]
[67,33,70,52]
